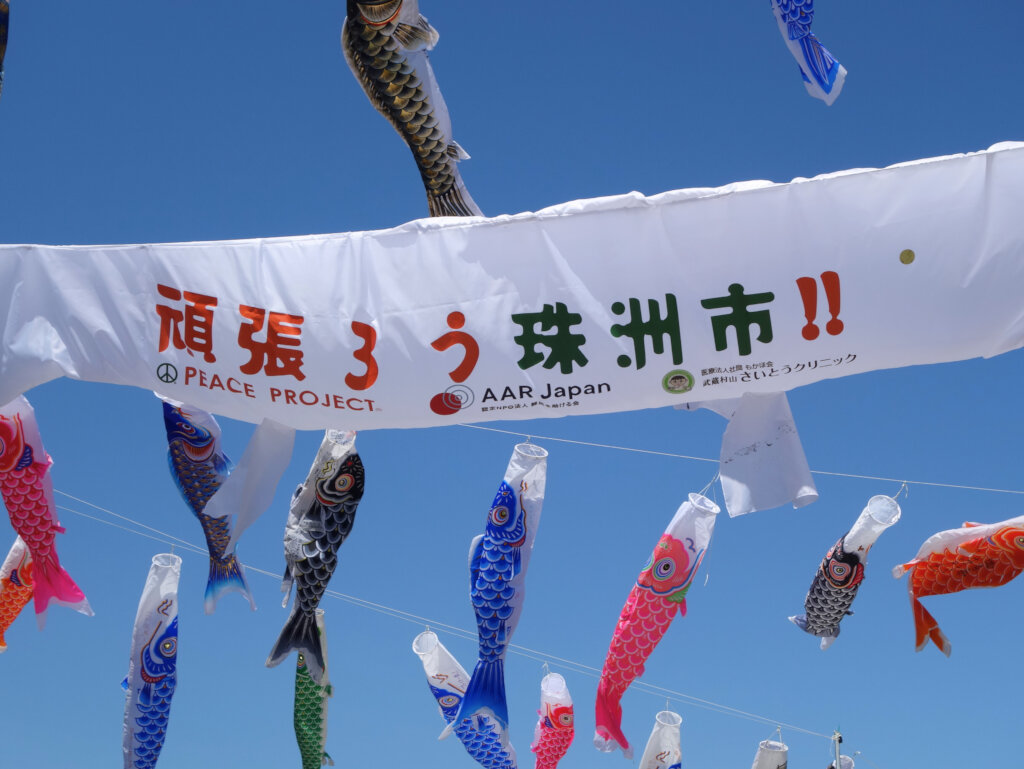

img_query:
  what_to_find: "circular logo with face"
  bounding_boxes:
[662,369,694,394]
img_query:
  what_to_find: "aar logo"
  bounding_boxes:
[430,385,475,415]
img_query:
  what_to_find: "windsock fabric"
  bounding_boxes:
[122,553,182,769]
[790,495,901,648]
[594,493,719,757]
[637,711,683,769]
[749,738,789,769]
[449,442,548,734]
[293,610,333,769]
[0,536,32,651]
[893,514,1024,656]
[412,629,517,769]
[531,672,574,769]
[0,395,91,626]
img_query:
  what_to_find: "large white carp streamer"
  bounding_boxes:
[1,144,1022,431]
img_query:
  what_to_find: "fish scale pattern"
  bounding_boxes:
[129,616,179,769]
[0,541,33,650]
[2,465,56,559]
[294,654,332,769]
[131,678,175,769]
[596,531,705,756]
[163,402,252,611]
[292,470,360,616]
[896,524,1024,655]
[454,719,516,769]
[342,1,479,217]
[799,535,864,637]
[533,705,574,769]
[598,589,676,703]
[472,539,518,662]
[911,532,1024,596]
[267,436,365,685]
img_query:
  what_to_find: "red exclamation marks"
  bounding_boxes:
[796,271,844,341]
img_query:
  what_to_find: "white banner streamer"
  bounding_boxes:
[2,144,1022,430]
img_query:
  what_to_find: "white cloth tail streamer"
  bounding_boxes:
[749,737,789,769]
[685,392,817,516]
[122,553,182,769]
[828,757,855,769]
[638,711,683,769]
[203,417,296,555]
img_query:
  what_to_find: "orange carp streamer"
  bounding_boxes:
[893,517,1024,656]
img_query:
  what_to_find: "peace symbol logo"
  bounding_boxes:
[156,363,178,384]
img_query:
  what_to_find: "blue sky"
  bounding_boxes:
[2,1,1024,768]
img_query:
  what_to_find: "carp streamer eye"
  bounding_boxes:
[490,506,510,525]
[829,562,850,582]
[160,638,177,658]
[1015,535,1024,549]
[654,557,676,580]
[559,713,574,726]
[439,695,459,708]
[333,473,354,493]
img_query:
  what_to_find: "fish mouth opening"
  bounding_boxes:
[866,495,901,527]
[655,710,682,727]
[356,0,402,26]
[412,630,438,655]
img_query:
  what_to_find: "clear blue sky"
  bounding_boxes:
[2,2,1023,767]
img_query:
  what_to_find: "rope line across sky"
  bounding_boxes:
[54,492,834,742]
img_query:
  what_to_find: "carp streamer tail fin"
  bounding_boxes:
[31,554,92,629]
[203,553,255,614]
[427,172,483,218]
[267,610,327,683]
[912,597,952,657]
[594,681,633,758]
[452,657,509,734]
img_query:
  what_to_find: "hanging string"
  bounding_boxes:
[852,750,882,769]
[894,481,909,500]
[457,424,1024,496]
[55,496,834,741]
[698,470,721,499]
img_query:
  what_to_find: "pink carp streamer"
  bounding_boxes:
[0,396,91,627]
[594,493,719,758]
[531,672,574,769]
